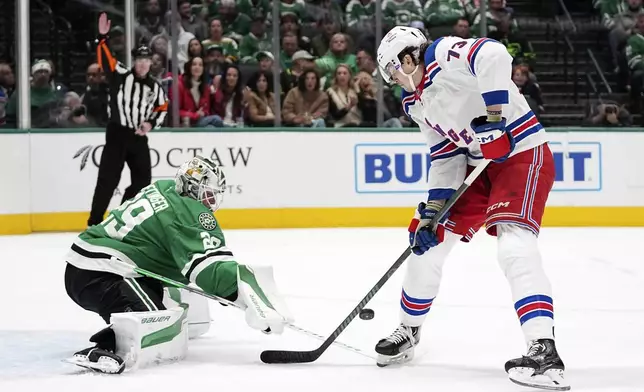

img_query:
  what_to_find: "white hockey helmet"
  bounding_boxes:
[377,26,427,85]
[175,156,227,212]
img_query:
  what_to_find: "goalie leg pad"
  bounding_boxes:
[163,287,211,339]
[237,264,293,334]
[110,306,189,370]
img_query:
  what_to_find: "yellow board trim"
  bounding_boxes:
[0,207,643,235]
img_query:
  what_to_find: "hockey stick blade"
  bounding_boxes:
[260,160,490,364]
[261,247,412,364]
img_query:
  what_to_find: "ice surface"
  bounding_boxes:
[1,228,643,391]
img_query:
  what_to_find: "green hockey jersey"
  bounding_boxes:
[237,0,272,18]
[345,0,376,28]
[66,180,238,298]
[424,0,467,27]
[626,33,644,71]
[382,0,423,26]
[202,37,240,59]
[239,33,273,63]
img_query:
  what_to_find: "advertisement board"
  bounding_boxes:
[0,129,643,233]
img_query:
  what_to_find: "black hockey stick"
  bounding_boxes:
[260,160,491,364]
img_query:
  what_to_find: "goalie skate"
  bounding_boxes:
[374,324,420,367]
[63,347,125,374]
[505,339,569,391]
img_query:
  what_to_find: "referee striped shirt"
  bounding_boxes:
[97,38,167,130]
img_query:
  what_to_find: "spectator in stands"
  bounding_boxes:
[585,100,633,126]
[56,92,91,128]
[423,0,470,39]
[109,26,127,62]
[354,45,409,126]
[0,62,13,126]
[5,60,58,128]
[81,63,109,127]
[355,71,404,128]
[150,34,170,58]
[282,69,328,127]
[279,0,306,22]
[218,0,251,43]
[356,47,377,78]
[0,62,14,98]
[177,0,208,40]
[609,0,644,72]
[472,0,513,34]
[346,0,376,36]
[453,17,472,39]
[327,64,362,127]
[204,44,227,83]
[280,50,315,101]
[201,17,240,60]
[308,0,344,28]
[311,14,341,58]
[150,52,169,82]
[136,0,167,45]
[238,0,271,19]
[188,38,205,58]
[257,52,275,72]
[211,64,245,127]
[488,18,535,69]
[316,33,358,87]
[245,70,276,126]
[201,0,220,18]
[280,32,301,70]
[383,0,423,28]
[177,56,221,127]
[240,15,273,63]
[626,13,644,113]
[173,21,197,73]
[599,0,628,29]
[512,65,544,116]
[47,60,69,98]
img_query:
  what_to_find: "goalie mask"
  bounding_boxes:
[175,156,227,212]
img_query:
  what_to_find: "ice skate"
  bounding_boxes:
[63,326,125,374]
[64,346,125,374]
[374,324,420,367]
[505,339,569,391]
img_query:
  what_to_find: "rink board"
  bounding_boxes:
[0,128,643,234]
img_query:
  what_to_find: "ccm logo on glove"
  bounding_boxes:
[471,117,515,162]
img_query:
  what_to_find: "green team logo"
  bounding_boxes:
[199,212,217,230]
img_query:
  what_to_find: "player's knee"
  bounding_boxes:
[496,224,539,275]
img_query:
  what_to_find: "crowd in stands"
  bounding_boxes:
[0,0,546,129]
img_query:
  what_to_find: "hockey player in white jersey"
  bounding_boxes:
[374,27,568,391]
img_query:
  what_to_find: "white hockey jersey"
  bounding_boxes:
[402,36,547,201]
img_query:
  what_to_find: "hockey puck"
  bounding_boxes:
[359,308,375,320]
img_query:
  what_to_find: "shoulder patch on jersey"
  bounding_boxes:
[198,212,217,230]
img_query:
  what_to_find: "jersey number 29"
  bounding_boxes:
[103,198,155,240]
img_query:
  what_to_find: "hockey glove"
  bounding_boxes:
[408,201,448,256]
[471,116,515,163]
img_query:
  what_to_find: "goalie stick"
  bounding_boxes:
[125,265,377,361]
[260,160,491,364]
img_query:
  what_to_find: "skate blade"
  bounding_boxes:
[376,350,415,367]
[63,356,125,374]
[508,368,570,391]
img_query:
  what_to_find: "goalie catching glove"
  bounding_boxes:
[235,264,293,334]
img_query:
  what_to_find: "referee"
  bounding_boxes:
[88,13,168,226]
